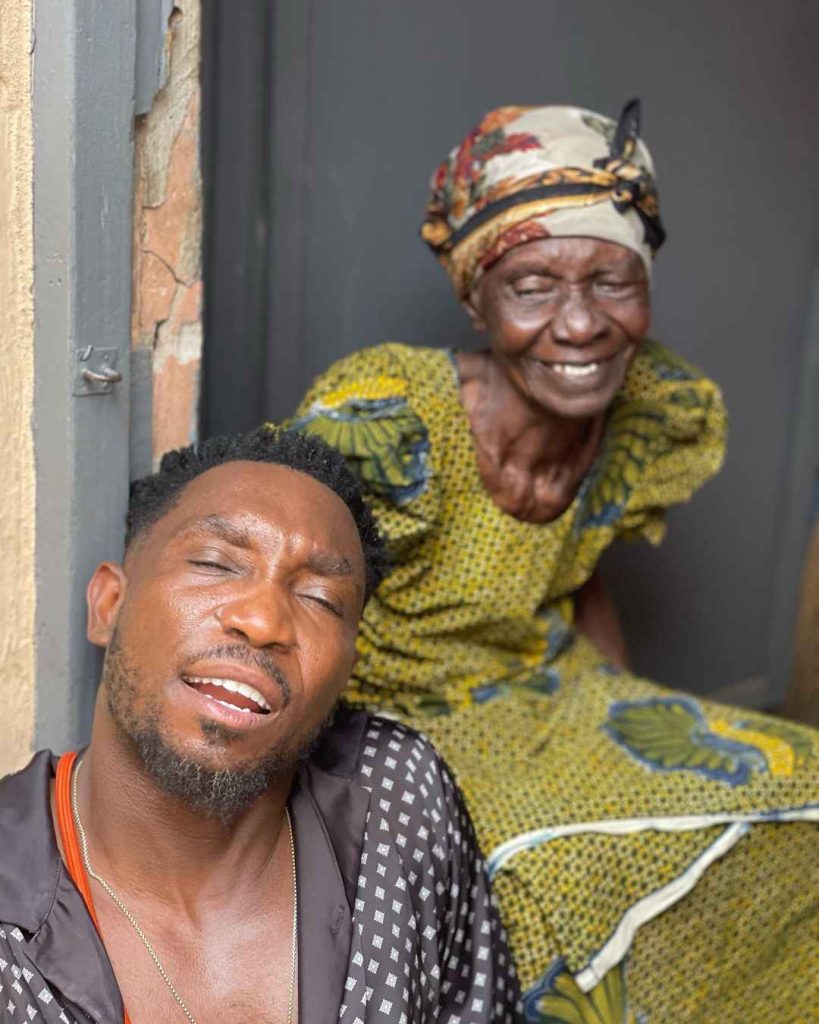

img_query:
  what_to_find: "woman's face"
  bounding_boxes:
[468,236,651,419]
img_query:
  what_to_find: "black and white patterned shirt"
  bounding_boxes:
[0,710,522,1023]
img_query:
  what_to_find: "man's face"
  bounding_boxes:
[87,461,366,815]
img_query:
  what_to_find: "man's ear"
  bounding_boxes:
[462,287,487,332]
[87,562,128,648]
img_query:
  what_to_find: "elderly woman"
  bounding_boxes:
[291,103,818,1022]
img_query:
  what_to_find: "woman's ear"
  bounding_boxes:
[462,286,487,332]
[87,562,128,648]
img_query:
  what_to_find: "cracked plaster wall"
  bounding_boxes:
[132,0,203,465]
[0,0,35,774]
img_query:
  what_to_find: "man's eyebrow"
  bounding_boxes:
[303,551,355,579]
[179,514,255,548]
[179,516,359,584]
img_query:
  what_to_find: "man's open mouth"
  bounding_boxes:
[181,675,272,715]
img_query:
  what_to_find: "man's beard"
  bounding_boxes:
[103,629,331,823]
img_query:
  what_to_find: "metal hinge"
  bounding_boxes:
[73,345,123,396]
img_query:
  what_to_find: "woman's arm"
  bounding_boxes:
[574,569,630,670]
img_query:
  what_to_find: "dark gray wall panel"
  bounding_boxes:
[201,0,274,437]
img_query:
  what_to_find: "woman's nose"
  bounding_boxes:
[217,584,296,649]
[551,292,607,347]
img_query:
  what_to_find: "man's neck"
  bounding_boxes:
[73,717,293,914]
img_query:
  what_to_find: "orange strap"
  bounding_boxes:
[55,752,132,1024]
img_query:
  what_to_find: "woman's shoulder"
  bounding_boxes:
[620,339,724,408]
[291,344,455,516]
[298,342,455,403]
[617,340,727,476]
[572,340,727,546]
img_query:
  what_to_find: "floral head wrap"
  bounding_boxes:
[421,99,665,299]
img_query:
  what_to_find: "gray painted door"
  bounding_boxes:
[32,0,170,752]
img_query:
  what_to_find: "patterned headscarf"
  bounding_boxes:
[421,99,665,299]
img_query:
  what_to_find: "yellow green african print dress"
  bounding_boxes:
[292,341,819,1023]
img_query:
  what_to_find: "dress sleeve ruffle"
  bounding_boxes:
[577,340,727,548]
[288,343,442,560]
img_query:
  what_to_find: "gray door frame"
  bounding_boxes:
[32,0,169,752]
[767,272,819,706]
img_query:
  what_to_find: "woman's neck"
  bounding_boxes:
[457,349,600,474]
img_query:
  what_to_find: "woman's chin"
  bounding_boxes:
[535,390,617,420]
[523,375,625,420]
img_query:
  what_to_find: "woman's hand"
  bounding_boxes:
[573,569,630,670]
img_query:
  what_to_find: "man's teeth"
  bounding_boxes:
[184,676,271,712]
[214,698,252,714]
[551,362,600,378]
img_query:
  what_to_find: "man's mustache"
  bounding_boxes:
[183,643,292,707]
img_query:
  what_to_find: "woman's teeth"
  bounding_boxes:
[550,362,600,378]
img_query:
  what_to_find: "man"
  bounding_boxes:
[0,428,521,1024]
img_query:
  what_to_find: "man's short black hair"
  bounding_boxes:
[127,427,388,601]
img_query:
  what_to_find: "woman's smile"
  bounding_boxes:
[526,348,629,393]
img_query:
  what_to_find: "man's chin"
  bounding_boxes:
[102,636,336,820]
[128,726,293,822]
[122,709,335,823]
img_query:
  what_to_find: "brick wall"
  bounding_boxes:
[131,0,203,467]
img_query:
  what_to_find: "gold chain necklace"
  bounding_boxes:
[71,758,298,1024]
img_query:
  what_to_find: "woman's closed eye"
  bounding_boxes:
[594,275,641,297]
[512,275,556,297]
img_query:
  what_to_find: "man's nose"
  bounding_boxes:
[217,583,296,649]
[551,290,607,347]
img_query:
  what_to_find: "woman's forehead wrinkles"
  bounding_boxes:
[500,239,639,271]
